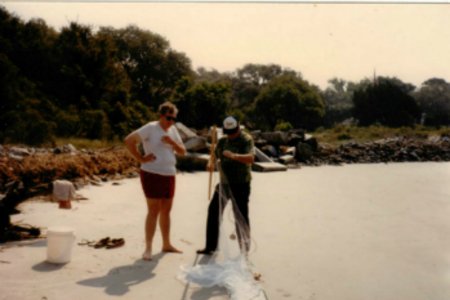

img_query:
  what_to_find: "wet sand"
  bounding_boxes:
[1,162,449,300]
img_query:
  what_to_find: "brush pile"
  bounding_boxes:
[0,145,140,242]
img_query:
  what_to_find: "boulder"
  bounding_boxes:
[176,152,211,171]
[174,122,198,141]
[254,148,273,163]
[295,142,313,162]
[260,131,289,146]
[304,134,318,151]
[184,137,207,152]
[9,147,30,157]
[279,155,295,165]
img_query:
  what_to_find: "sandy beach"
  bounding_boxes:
[1,162,450,300]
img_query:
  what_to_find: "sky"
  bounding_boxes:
[2,2,450,90]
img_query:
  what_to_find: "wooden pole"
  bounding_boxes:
[208,125,216,200]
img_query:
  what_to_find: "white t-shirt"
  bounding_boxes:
[137,121,182,176]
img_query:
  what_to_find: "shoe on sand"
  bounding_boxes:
[106,238,125,249]
[196,248,215,255]
[78,239,96,246]
[94,237,110,248]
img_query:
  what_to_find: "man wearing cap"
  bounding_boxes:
[197,116,255,255]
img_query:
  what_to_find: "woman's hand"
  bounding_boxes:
[141,153,156,163]
[161,136,176,146]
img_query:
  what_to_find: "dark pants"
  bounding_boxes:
[204,182,251,251]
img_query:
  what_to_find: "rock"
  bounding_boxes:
[174,122,198,141]
[90,180,102,186]
[9,147,30,157]
[127,172,140,179]
[279,155,295,165]
[113,174,123,181]
[261,145,278,158]
[176,152,210,171]
[304,134,318,151]
[254,148,273,163]
[287,134,303,147]
[67,144,77,152]
[8,154,24,162]
[254,139,267,148]
[296,142,313,162]
[252,162,287,172]
[260,131,289,146]
[184,137,207,152]
[91,175,102,182]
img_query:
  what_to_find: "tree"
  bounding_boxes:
[254,74,325,131]
[172,78,231,128]
[100,25,193,108]
[413,78,450,127]
[321,78,353,127]
[352,81,420,127]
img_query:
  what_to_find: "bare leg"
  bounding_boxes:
[160,198,182,253]
[143,198,161,260]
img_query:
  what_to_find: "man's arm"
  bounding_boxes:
[124,131,155,163]
[222,151,254,164]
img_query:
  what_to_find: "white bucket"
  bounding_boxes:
[46,227,75,264]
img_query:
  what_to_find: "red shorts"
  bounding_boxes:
[140,170,175,199]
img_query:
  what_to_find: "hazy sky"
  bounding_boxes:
[2,2,450,89]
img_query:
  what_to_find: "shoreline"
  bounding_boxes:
[1,162,449,300]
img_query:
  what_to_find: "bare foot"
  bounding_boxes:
[142,249,152,261]
[162,245,183,253]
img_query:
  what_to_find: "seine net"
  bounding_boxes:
[177,164,267,300]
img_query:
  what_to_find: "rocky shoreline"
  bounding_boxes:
[1,132,449,242]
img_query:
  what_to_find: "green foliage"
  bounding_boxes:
[274,121,293,132]
[413,78,450,127]
[79,110,111,140]
[54,107,80,137]
[100,25,193,108]
[337,132,352,140]
[352,81,420,128]
[173,80,231,128]
[254,74,325,131]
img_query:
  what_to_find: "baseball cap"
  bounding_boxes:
[223,116,240,135]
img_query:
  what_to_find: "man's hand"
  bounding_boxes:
[161,136,176,146]
[222,150,235,159]
[141,153,156,163]
[206,163,215,172]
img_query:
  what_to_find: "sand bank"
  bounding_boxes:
[1,162,449,300]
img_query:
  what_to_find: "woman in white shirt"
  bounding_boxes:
[125,102,186,261]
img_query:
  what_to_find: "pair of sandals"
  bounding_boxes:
[78,237,125,249]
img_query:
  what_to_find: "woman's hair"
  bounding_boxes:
[158,102,178,116]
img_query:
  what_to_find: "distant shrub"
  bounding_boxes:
[439,127,450,137]
[337,133,352,140]
[314,126,326,133]
[274,122,293,132]
[79,110,111,140]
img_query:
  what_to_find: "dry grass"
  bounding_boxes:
[0,149,139,189]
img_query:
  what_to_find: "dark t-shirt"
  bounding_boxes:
[215,131,255,184]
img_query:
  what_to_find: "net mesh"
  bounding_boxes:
[177,162,266,300]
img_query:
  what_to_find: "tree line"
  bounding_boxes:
[1,6,449,146]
